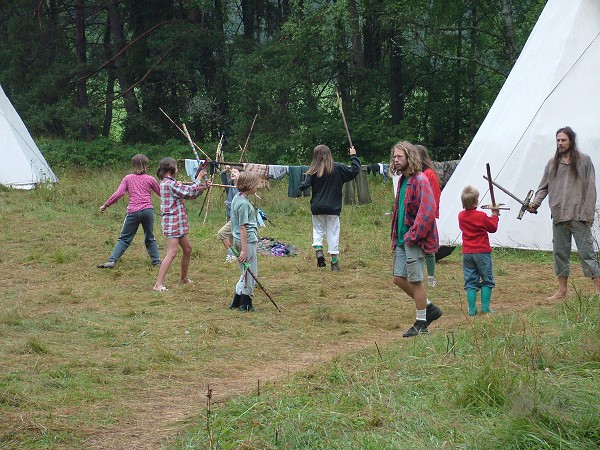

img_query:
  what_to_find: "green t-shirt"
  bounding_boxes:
[231,193,258,243]
[396,177,408,246]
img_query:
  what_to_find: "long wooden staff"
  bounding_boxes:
[231,247,281,312]
[202,133,226,224]
[335,90,353,148]
[239,113,258,163]
[182,123,210,174]
[485,163,496,207]
[159,107,212,162]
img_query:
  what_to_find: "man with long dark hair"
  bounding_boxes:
[528,126,600,299]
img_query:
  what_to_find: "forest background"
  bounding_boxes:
[1,0,545,167]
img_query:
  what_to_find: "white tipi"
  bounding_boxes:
[437,0,600,251]
[0,84,58,189]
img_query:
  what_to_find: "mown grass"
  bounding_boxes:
[0,164,598,449]
[176,296,600,449]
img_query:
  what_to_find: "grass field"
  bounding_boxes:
[0,166,598,449]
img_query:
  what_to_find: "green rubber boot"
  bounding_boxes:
[467,289,478,316]
[481,286,494,313]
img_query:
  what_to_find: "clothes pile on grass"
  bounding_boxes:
[257,237,298,257]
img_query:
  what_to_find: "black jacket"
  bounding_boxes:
[299,155,361,215]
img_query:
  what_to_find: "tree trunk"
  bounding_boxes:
[241,0,256,41]
[452,16,463,147]
[107,0,141,142]
[363,0,382,69]
[347,0,363,69]
[102,15,115,138]
[500,0,518,65]
[74,0,95,140]
[390,38,404,125]
[467,0,478,137]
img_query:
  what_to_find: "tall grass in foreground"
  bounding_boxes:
[176,293,600,449]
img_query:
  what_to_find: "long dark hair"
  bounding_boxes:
[553,126,580,178]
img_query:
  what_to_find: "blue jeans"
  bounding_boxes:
[462,252,495,291]
[108,208,161,264]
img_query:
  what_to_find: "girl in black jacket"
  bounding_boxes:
[299,144,360,271]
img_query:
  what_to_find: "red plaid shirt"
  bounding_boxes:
[391,172,439,253]
[160,177,204,237]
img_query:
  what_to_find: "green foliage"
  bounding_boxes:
[39,138,193,169]
[0,0,547,162]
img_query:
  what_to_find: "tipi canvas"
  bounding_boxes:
[437,0,600,251]
[0,84,58,189]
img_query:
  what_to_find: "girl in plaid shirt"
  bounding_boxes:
[153,157,211,292]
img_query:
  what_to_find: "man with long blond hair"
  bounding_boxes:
[299,144,360,271]
[390,141,442,337]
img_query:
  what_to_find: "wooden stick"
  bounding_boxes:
[244,266,281,312]
[239,114,258,163]
[182,123,212,163]
[159,107,212,162]
[202,133,227,224]
[486,163,496,207]
[336,90,353,148]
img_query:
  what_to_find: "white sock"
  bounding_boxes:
[416,309,426,321]
[426,298,431,305]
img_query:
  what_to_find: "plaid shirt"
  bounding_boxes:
[160,177,204,237]
[391,172,439,253]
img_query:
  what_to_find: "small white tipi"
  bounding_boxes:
[437,0,600,251]
[0,84,58,189]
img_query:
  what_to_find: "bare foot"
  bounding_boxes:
[545,290,566,301]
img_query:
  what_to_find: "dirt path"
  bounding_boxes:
[84,291,561,449]
[84,329,401,449]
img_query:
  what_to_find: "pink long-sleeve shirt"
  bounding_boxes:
[103,173,161,214]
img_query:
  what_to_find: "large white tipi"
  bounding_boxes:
[437,0,600,251]
[0,84,58,189]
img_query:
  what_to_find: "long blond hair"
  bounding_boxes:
[306,144,334,177]
[389,141,421,176]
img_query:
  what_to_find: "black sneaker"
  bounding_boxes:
[402,320,428,337]
[316,250,326,268]
[426,303,443,326]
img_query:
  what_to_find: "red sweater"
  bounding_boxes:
[458,209,499,253]
[423,168,441,218]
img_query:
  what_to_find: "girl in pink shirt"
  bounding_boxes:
[98,154,162,269]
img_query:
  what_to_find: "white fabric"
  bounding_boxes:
[311,214,340,255]
[437,0,600,251]
[0,85,58,189]
[184,158,206,178]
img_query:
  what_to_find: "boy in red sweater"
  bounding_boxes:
[458,185,500,316]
